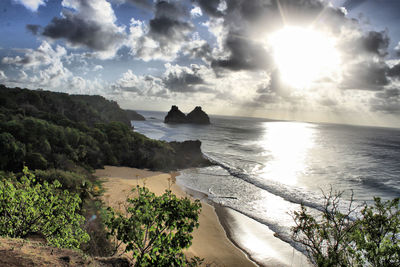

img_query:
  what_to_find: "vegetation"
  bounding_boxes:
[0,85,209,172]
[0,167,89,249]
[106,185,202,266]
[292,189,400,267]
[0,85,208,264]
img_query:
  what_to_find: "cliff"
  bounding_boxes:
[170,140,211,168]
[124,109,145,121]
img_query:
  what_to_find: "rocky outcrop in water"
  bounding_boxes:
[164,105,188,123]
[187,106,210,124]
[164,105,210,124]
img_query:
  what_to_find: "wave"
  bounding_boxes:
[203,152,361,215]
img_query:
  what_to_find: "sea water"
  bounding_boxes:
[132,111,400,261]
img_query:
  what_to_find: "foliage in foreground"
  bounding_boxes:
[106,185,202,266]
[292,189,400,267]
[0,167,89,249]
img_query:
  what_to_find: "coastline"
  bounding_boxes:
[95,166,256,266]
[214,206,311,267]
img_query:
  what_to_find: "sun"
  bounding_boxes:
[268,26,341,88]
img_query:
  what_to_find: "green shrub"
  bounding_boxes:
[0,167,89,249]
[33,169,93,199]
[106,185,202,266]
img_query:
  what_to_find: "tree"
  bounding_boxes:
[291,189,400,267]
[292,189,358,266]
[106,185,202,266]
[0,167,89,249]
[352,197,400,267]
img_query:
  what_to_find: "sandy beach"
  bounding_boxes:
[95,166,256,267]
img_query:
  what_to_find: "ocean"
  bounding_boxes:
[132,111,400,265]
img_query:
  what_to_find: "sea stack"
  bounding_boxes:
[164,105,188,123]
[187,106,210,124]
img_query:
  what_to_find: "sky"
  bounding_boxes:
[1,0,400,127]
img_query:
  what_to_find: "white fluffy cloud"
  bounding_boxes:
[1,41,106,94]
[112,69,166,97]
[190,6,203,18]
[13,0,46,11]
[2,41,67,69]
[0,70,7,81]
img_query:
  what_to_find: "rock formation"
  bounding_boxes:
[164,105,188,123]
[187,106,210,124]
[164,105,210,124]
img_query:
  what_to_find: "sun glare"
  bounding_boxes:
[269,26,341,88]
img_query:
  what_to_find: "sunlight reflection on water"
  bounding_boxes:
[255,122,315,185]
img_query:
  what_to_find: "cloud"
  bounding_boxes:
[0,41,104,94]
[197,0,224,18]
[112,0,153,9]
[190,6,203,18]
[162,63,208,93]
[2,42,71,88]
[340,60,389,90]
[112,69,166,97]
[395,42,400,56]
[182,35,213,63]
[41,0,126,59]
[26,24,41,35]
[13,0,47,12]
[370,88,400,114]
[211,33,271,71]
[0,70,7,81]
[343,0,367,11]
[2,41,67,68]
[127,1,195,61]
[362,31,390,57]
[147,1,193,48]
[199,0,346,73]
[93,65,104,72]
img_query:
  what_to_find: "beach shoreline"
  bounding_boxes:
[95,165,256,266]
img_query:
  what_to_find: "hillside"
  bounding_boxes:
[0,85,210,172]
[0,85,212,264]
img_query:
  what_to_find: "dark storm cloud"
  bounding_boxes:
[162,70,206,92]
[26,24,41,35]
[149,17,192,36]
[42,12,124,51]
[362,31,390,56]
[340,61,389,90]
[211,33,271,71]
[149,1,192,37]
[370,89,400,114]
[376,88,400,99]
[387,63,400,79]
[131,0,194,60]
[197,0,224,18]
